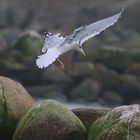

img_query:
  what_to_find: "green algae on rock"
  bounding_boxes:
[0,76,34,140]
[72,107,110,130]
[12,30,42,59]
[88,104,140,140]
[13,100,87,140]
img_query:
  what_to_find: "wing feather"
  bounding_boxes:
[70,10,123,45]
[36,48,62,68]
[42,33,65,52]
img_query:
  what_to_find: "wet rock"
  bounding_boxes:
[27,85,67,102]
[69,79,101,102]
[72,107,110,130]
[102,91,124,106]
[92,63,122,91]
[13,100,87,140]
[0,76,34,140]
[98,46,140,72]
[12,30,42,59]
[88,104,140,140]
[66,62,94,78]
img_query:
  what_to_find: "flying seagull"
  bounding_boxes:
[36,9,123,69]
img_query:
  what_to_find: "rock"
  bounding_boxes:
[13,100,87,140]
[0,76,34,140]
[98,46,140,72]
[92,63,122,91]
[0,35,8,51]
[119,74,140,104]
[88,104,140,140]
[0,28,21,45]
[27,85,67,102]
[102,91,124,106]
[69,79,101,102]
[12,30,42,59]
[66,62,94,78]
[43,66,73,87]
[126,63,140,76]
[0,50,27,75]
[72,107,110,130]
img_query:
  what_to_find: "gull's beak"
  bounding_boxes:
[79,48,85,56]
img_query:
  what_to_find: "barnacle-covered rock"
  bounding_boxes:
[88,104,140,140]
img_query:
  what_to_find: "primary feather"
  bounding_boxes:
[70,10,123,45]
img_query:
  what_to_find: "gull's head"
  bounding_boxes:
[75,45,85,56]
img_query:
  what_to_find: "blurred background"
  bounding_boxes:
[0,0,140,107]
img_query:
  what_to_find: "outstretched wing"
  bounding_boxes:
[42,32,65,52]
[36,48,62,68]
[70,10,123,45]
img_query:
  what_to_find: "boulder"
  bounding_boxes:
[92,63,122,91]
[72,107,110,130]
[119,74,140,104]
[88,104,140,140]
[69,79,101,102]
[0,76,34,140]
[66,62,94,78]
[126,63,140,76]
[43,66,73,87]
[102,91,124,106]
[12,30,42,59]
[98,46,140,72]
[13,100,87,140]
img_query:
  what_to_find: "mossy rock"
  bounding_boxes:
[13,30,42,59]
[0,76,34,140]
[72,107,110,130]
[88,104,140,140]
[13,100,87,140]
[98,46,140,72]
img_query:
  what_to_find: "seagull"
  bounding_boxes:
[36,9,123,70]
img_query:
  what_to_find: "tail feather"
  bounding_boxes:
[36,48,61,69]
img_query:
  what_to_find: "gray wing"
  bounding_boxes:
[69,10,123,45]
[42,32,65,52]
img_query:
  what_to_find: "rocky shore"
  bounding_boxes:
[0,76,140,140]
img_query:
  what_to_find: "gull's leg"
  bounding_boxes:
[57,58,65,70]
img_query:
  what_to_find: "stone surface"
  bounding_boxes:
[98,46,140,72]
[69,79,101,102]
[13,100,87,140]
[102,91,124,106]
[43,66,73,86]
[126,63,140,76]
[0,76,34,140]
[66,62,94,78]
[12,30,42,59]
[72,107,110,130]
[92,63,122,91]
[119,74,140,104]
[88,104,140,140]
